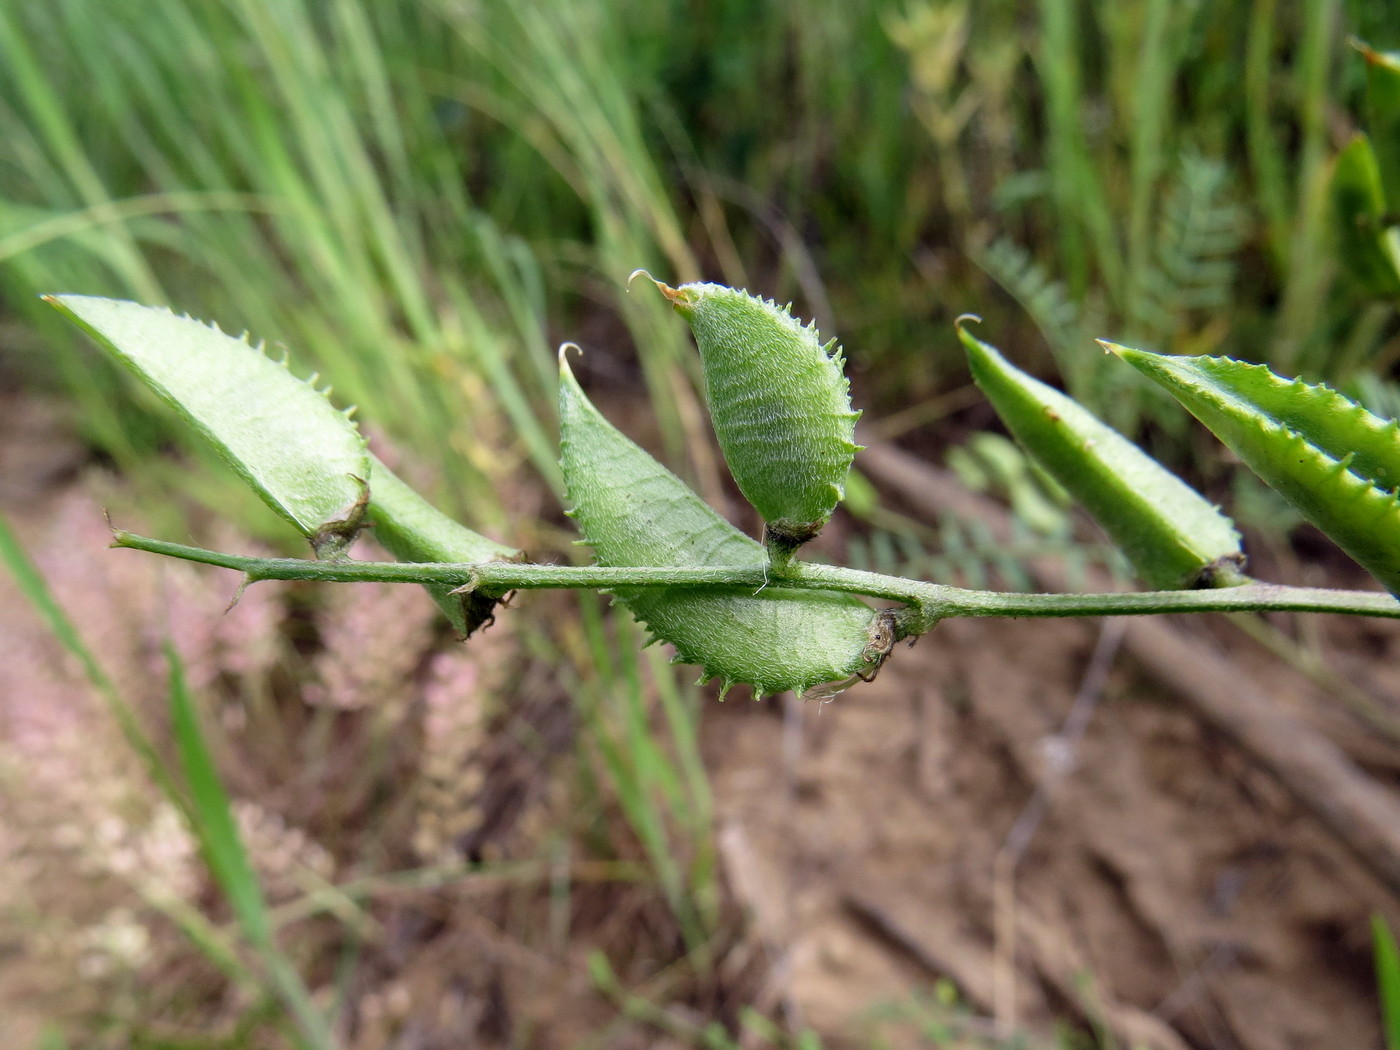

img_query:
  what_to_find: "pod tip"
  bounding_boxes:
[627,268,680,302]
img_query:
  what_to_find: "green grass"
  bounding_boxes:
[167,646,335,1049]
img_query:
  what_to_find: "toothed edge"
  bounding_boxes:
[560,341,876,695]
[47,295,372,534]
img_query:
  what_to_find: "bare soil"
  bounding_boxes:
[707,592,1400,1049]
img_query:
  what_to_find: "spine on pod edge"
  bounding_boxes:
[639,273,861,565]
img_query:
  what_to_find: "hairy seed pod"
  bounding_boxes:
[642,276,860,559]
[47,295,372,556]
[1111,344,1400,595]
[961,322,1246,589]
[559,351,888,697]
[48,295,519,631]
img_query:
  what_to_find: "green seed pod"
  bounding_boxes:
[559,351,888,697]
[1111,344,1400,595]
[643,276,860,559]
[48,295,372,556]
[48,294,520,631]
[960,322,1246,589]
[368,455,518,636]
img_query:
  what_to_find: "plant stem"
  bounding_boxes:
[112,530,1400,630]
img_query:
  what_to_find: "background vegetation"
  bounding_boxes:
[1,0,1398,1047]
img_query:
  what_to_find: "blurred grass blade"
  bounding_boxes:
[1329,135,1400,298]
[166,645,335,1050]
[1037,0,1119,300]
[573,596,714,950]
[0,512,273,996]
[1358,40,1400,210]
[0,510,181,801]
[0,511,115,698]
[168,644,271,947]
[1375,915,1400,1050]
[1112,346,1400,594]
[961,324,1244,589]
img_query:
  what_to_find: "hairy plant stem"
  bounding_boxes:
[113,530,1400,636]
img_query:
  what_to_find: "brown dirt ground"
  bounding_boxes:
[706,608,1400,1049]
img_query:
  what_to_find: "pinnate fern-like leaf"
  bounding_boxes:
[1147,150,1244,320]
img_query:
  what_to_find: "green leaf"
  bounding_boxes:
[1329,135,1400,297]
[47,295,370,555]
[559,353,888,697]
[959,324,1245,589]
[644,276,860,559]
[1111,347,1400,594]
